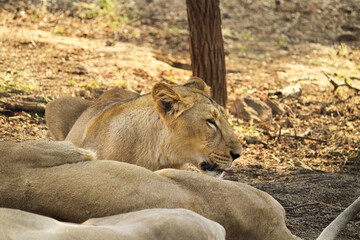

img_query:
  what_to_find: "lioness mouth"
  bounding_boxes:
[200,162,234,173]
[200,162,219,171]
[200,162,223,172]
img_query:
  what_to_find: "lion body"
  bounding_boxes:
[1,208,225,240]
[66,95,175,170]
[47,79,243,171]
[0,141,300,240]
[45,97,91,141]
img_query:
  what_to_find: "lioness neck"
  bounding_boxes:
[100,96,181,170]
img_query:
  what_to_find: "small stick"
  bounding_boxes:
[2,102,45,115]
[284,135,328,143]
[322,71,360,92]
[343,78,360,92]
[322,71,342,92]
[276,125,282,143]
[349,76,360,81]
[284,202,320,210]
[154,54,191,70]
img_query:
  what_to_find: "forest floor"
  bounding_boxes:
[0,0,359,239]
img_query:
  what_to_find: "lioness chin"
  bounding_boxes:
[46,77,243,172]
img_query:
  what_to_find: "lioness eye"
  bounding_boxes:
[206,119,217,127]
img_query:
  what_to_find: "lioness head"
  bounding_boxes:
[152,77,242,172]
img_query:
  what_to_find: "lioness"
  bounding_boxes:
[0,140,299,240]
[46,77,243,172]
[1,208,225,240]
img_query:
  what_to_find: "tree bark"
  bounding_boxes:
[186,0,227,107]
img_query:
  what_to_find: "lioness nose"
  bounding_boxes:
[230,151,241,161]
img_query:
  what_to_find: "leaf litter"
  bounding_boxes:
[0,1,359,239]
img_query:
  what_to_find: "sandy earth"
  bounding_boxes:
[0,0,359,239]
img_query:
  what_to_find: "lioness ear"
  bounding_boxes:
[152,83,193,124]
[183,76,211,97]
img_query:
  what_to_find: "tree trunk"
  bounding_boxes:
[186,0,227,107]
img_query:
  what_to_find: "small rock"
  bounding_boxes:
[280,118,294,128]
[244,135,260,145]
[105,40,114,47]
[248,164,263,169]
[230,95,272,123]
[294,161,312,171]
[321,105,342,116]
[78,90,91,98]
[335,33,357,42]
[297,111,311,120]
[265,97,286,115]
[281,83,302,98]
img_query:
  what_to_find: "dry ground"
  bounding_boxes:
[0,1,359,239]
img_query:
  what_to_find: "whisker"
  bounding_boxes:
[192,152,210,156]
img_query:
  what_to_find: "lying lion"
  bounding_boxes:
[1,208,225,240]
[0,140,299,240]
[45,77,243,172]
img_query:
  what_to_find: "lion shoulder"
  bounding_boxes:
[46,88,139,141]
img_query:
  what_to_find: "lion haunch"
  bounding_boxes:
[46,77,243,171]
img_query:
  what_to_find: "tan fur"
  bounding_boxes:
[1,208,225,240]
[49,78,243,171]
[45,88,139,141]
[0,141,300,240]
[45,97,91,140]
[91,87,140,108]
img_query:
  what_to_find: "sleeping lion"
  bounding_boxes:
[46,77,243,172]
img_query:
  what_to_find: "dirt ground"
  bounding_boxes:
[0,0,359,239]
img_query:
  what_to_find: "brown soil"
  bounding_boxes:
[0,1,359,239]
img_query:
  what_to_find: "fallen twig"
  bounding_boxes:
[343,79,360,92]
[154,54,241,73]
[322,71,360,93]
[276,125,282,143]
[154,54,191,70]
[350,76,360,81]
[2,101,45,115]
[323,71,344,93]
[284,135,328,143]
[284,202,320,210]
